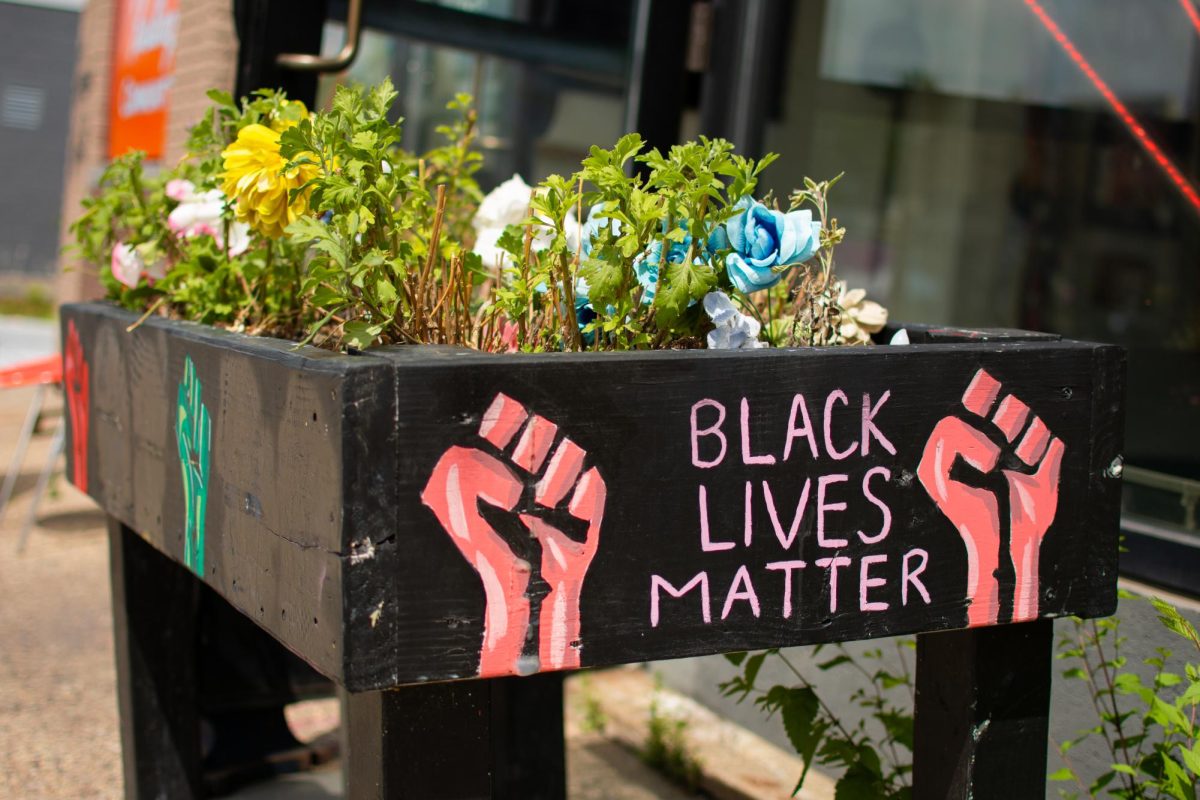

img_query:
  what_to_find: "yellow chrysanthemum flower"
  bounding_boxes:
[220,123,319,239]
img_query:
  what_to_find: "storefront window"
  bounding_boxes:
[306,0,1197,559]
[753,0,1198,550]
[315,0,629,186]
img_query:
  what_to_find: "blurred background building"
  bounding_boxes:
[0,0,80,307]
[42,0,1200,787]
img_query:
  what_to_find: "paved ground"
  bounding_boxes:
[0,314,57,369]
[0,370,695,799]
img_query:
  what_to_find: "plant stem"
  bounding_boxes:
[416,185,448,335]
[1077,624,1136,796]
[1092,620,1138,783]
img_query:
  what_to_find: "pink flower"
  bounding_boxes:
[166,179,251,256]
[165,179,194,202]
[111,243,141,288]
[110,242,166,288]
[498,319,519,352]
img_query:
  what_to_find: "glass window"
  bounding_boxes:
[755,0,1200,549]
[315,0,630,186]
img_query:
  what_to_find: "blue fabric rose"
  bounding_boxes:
[724,198,821,294]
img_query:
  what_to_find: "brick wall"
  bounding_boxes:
[56,0,115,304]
[165,0,238,163]
[57,0,237,304]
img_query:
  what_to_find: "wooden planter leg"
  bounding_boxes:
[913,619,1054,799]
[342,672,566,799]
[108,518,203,799]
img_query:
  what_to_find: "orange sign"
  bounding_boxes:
[108,0,181,160]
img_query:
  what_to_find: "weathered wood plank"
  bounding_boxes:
[913,620,1054,799]
[64,304,394,682]
[341,673,565,799]
[354,341,1123,686]
[63,303,1125,690]
[109,517,203,799]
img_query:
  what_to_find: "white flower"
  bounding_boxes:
[166,179,250,257]
[703,291,768,350]
[474,174,533,230]
[473,173,578,268]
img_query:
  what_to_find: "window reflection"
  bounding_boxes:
[313,0,1198,528]
[760,1,1199,521]
[316,17,623,189]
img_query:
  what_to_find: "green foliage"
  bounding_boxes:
[641,676,703,793]
[1053,595,1200,799]
[721,642,915,798]
[495,133,783,351]
[73,77,868,355]
[0,285,54,319]
[69,89,312,334]
[577,674,608,735]
[281,80,484,349]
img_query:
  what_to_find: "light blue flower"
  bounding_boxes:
[704,291,767,349]
[724,198,821,294]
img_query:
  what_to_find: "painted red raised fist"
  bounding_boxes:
[421,394,606,677]
[917,369,1064,627]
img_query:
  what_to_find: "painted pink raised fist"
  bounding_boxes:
[421,394,605,677]
[918,369,1065,627]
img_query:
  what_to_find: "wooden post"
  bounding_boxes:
[109,518,203,799]
[342,672,566,799]
[913,619,1054,799]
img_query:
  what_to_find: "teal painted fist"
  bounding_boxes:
[176,356,212,576]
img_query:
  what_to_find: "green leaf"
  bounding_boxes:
[374,277,398,307]
[1048,767,1076,781]
[833,766,882,800]
[205,89,235,107]
[1088,770,1115,794]
[768,686,822,787]
[878,709,914,751]
[352,131,378,151]
[579,255,626,309]
[342,320,384,349]
[310,286,343,308]
[743,652,767,690]
[1150,696,1191,730]
[817,655,853,671]
[653,260,716,330]
[1178,742,1200,776]
[1153,597,1200,645]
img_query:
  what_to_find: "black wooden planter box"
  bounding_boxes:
[61,301,1125,798]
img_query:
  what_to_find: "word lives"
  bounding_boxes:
[649,391,933,628]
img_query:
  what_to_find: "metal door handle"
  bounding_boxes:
[276,0,364,72]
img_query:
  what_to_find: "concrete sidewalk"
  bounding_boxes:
[0,314,57,368]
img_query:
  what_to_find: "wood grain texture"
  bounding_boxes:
[109,517,203,799]
[913,620,1054,799]
[342,673,565,799]
[63,303,1126,690]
